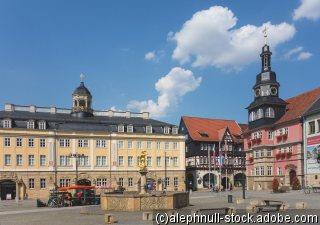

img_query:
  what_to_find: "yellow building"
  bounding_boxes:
[0,79,186,200]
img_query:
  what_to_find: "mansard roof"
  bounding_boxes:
[181,116,244,142]
[0,104,176,134]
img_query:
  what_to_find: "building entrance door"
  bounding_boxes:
[0,180,16,200]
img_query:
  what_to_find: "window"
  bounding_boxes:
[256,109,263,119]
[40,155,46,166]
[255,167,260,176]
[249,111,256,122]
[173,157,178,166]
[4,137,10,147]
[16,154,22,166]
[127,125,133,133]
[265,107,275,118]
[28,138,34,147]
[254,151,259,158]
[128,178,133,187]
[78,139,88,147]
[165,142,169,150]
[174,177,178,186]
[267,166,272,176]
[96,178,108,187]
[137,141,142,149]
[118,125,124,133]
[16,138,22,147]
[156,156,161,167]
[267,149,272,157]
[172,127,178,135]
[268,131,273,139]
[260,150,265,157]
[96,156,107,166]
[318,120,320,133]
[40,138,46,148]
[118,177,124,186]
[118,156,124,166]
[59,179,71,187]
[165,177,170,186]
[60,139,70,147]
[38,121,46,130]
[27,120,35,129]
[173,142,178,150]
[28,178,35,189]
[28,155,35,166]
[128,156,133,167]
[309,121,316,135]
[260,166,265,176]
[146,141,152,149]
[164,126,170,134]
[284,127,289,134]
[96,140,106,148]
[146,125,152,134]
[127,140,132,149]
[165,157,170,166]
[117,140,124,149]
[60,156,71,166]
[40,178,46,189]
[79,156,89,166]
[4,154,11,165]
[156,141,161,150]
[3,119,12,128]
[147,156,152,167]
[277,167,282,175]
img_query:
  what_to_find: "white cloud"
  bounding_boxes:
[145,51,156,61]
[171,6,296,71]
[284,46,312,61]
[293,0,320,21]
[297,51,313,60]
[127,67,202,117]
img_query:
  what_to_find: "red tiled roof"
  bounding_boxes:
[181,116,242,142]
[239,123,249,132]
[276,87,320,125]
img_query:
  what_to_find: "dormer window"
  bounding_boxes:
[3,119,12,128]
[172,127,178,135]
[164,126,170,134]
[38,121,46,130]
[257,108,264,119]
[27,120,35,129]
[265,107,275,118]
[127,125,133,133]
[146,125,152,134]
[118,125,124,133]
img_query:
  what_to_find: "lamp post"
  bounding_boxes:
[69,153,85,185]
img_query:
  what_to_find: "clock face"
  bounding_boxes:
[271,87,278,95]
[255,89,261,97]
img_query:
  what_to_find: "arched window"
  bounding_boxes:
[265,107,275,118]
[249,111,256,122]
[257,108,264,119]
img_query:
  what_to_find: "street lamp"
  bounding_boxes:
[69,153,85,185]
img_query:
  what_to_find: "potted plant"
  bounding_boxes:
[291,177,301,190]
[286,152,292,159]
[272,178,279,193]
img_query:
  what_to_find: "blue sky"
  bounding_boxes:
[0,0,319,125]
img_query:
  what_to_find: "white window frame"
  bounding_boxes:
[127,125,133,133]
[16,154,23,166]
[127,140,132,149]
[3,119,12,128]
[118,156,124,166]
[128,156,133,167]
[164,126,170,134]
[128,177,133,187]
[28,155,35,166]
[40,138,46,148]
[156,156,161,167]
[4,137,11,147]
[40,155,46,166]
[4,154,11,165]
[28,138,34,147]
[38,121,46,130]
[40,178,46,189]
[172,127,178,135]
[78,139,88,148]
[27,120,35,129]
[16,138,22,147]
[118,125,124,133]
[146,125,152,134]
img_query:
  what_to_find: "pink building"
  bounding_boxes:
[244,42,320,190]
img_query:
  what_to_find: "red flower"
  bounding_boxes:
[286,152,292,158]
[275,153,281,160]
[281,152,286,159]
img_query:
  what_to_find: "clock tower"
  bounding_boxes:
[247,39,287,129]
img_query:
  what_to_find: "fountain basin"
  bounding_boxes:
[101,192,189,212]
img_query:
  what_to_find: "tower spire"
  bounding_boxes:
[80,73,85,83]
[263,26,268,45]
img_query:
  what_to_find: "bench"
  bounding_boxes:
[196,207,235,215]
[256,200,284,212]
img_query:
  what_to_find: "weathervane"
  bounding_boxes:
[263,26,268,45]
[80,73,85,82]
